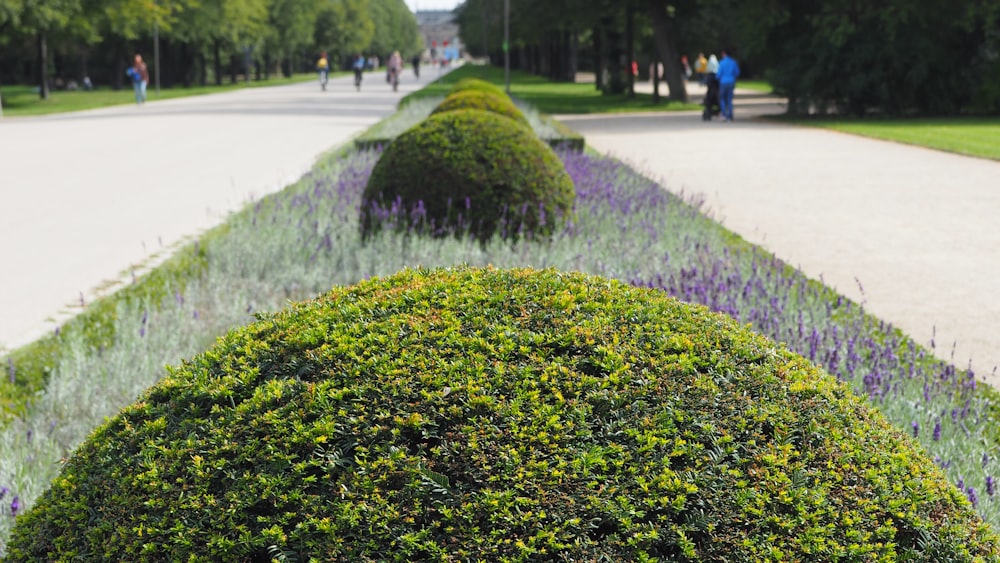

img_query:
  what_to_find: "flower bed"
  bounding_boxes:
[1,121,998,555]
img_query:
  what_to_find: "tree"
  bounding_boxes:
[646,0,686,102]
[0,0,22,34]
[314,0,375,67]
[262,0,321,77]
[732,0,996,115]
[368,0,420,58]
[17,0,82,99]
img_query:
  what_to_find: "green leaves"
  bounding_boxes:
[5,267,999,561]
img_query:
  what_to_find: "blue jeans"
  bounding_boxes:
[719,82,735,120]
[134,80,147,104]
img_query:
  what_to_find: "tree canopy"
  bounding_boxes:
[457,0,1000,115]
[0,0,422,96]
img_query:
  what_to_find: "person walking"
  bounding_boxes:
[316,51,330,90]
[702,54,720,120]
[411,54,421,78]
[716,49,740,122]
[129,54,149,105]
[695,52,708,83]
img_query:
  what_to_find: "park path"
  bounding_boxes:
[560,81,1000,385]
[0,69,430,352]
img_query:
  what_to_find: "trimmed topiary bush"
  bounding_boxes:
[361,109,575,243]
[450,77,508,98]
[6,267,999,562]
[431,89,530,126]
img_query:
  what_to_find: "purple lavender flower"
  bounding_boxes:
[911,421,919,437]
[0,486,7,500]
[967,486,979,508]
[987,476,995,497]
[932,420,941,441]
[10,495,19,516]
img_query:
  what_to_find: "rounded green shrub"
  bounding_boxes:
[360,109,575,243]
[431,89,529,126]
[6,267,999,562]
[450,77,508,98]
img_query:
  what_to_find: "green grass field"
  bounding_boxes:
[0,73,325,117]
[737,79,772,93]
[404,64,700,114]
[799,117,1000,161]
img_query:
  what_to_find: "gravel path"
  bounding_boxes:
[0,71,428,351]
[561,82,1000,385]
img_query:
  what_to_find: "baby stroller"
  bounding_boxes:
[702,74,720,121]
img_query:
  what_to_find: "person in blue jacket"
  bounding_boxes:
[716,49,740,122]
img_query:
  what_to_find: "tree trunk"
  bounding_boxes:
[230,53,238,84]
[198,51,208,86]
[37,32,49,100]
[593,26,604,91]
[652,55,661,104]
[602,14,625,95]
[78,49,88,82]
[568,30,579,82]
[647,0,687,102]
[626,1,636,98]
[214,40,223,85]
[114,43,126,90]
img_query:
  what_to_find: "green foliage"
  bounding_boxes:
[735,0,999,115]
[431,89,529,125]
[450,77,508,98]
[6,267,999,561]
[402,65,700,115]
[314,0,375,63]
[368,0,421,57]
[361,109,575,243]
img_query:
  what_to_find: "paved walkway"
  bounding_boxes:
[560,80,1000,385]
[0,71,427,352]
[4,72,999,388]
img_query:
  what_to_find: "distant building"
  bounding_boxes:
[416,10,463,60]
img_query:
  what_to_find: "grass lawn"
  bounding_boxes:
[404,64,700,114]
[0,73,327,117]
[797,117,1000,161]
[738,79,772,93]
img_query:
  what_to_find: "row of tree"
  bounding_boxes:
[0,0,422,98]
[457,0,1000,115]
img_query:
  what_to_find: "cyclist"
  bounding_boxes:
[316,51,329,91]
[388,50,403,92]
[353,53,365,91]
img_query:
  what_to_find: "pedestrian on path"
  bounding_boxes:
[695,52,708,83]
[717,49,740,121]
[129,54,149,105]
